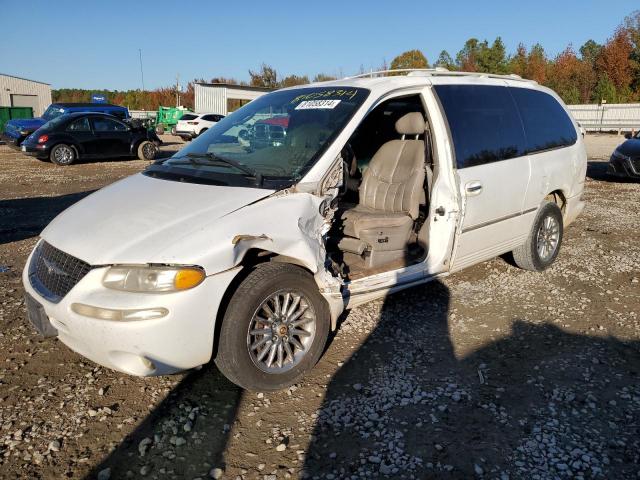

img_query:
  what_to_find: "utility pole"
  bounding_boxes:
[175,73,180,107]
[139,49,145,92]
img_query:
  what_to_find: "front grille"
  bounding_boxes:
[29,241,93,303]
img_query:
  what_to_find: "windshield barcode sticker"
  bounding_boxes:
[295,100,341,110]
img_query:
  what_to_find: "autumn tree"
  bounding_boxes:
[313,73,337,82]
[623,10,640,94]
[545,46,593,103]
[390,49,429,71]
[280,74,310,87]
[249,63,279,89]
[456,38,482,71]
[596,27,634,98]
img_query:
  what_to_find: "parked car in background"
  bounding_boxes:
[22,71,586,390]
[175,113,225,140]
[21,112,160,165]
[609,131,640,179]
[2,103,130,148]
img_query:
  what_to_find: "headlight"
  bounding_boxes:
[102,266,205,292]
[613,150,630,161]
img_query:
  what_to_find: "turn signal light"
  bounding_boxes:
[174,268,206,290]
[37,134,49,144]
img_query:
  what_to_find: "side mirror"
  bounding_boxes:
[624,132,632,140]
[238,129,249,140]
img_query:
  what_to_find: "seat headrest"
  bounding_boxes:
[395,112,426,136]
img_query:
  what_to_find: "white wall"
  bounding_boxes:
[0,74,52,116]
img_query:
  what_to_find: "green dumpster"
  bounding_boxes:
[0,107,34,133]
[155,106,193,135]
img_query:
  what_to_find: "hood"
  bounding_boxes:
[41,173,274,266]
[616,139,640,158]
[7,117,46,131]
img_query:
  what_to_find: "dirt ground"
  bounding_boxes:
[0,134,638,480]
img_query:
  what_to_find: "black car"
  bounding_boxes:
[609,131,640,179]
[21,112,161,166]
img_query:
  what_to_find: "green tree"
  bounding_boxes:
[579,39,603,67]
[592,73,618,103]
[456,38,483,71]
[435,50,456,70]
[390,49,429,71]
[477,37,509,74]
[623,10,640,95]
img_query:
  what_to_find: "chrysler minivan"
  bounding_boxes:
[22,69,586,390]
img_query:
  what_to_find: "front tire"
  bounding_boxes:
[215,263,330,391]
[512,201,563,271]
[50,144,76,166]
[137,140,157,160]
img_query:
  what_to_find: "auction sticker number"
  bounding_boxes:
[295,100,341,110]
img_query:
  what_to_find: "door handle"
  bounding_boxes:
[465,181,483,196]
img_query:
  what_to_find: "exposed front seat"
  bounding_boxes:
[339,112,426,268]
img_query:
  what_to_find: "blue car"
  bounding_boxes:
[2,102,130,149]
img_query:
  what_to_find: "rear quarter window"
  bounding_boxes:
[434,84,526,169]
[509,87,577,154]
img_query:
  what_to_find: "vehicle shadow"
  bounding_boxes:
[86,366,243,479]
[0,191,95,245]
[302,280,640,478]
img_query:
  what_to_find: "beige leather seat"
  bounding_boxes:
[339,112,426,268]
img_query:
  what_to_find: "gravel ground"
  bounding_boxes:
[0,134,638,480]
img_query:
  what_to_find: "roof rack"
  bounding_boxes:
[344,68,536,84]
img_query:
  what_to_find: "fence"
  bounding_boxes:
[129,110,157,120]
[567,103,640,133]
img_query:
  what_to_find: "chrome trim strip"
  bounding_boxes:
[462,207,537,234]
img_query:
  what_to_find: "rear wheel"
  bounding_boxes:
[171,126,177,135]
[512,201,563,271]
[198,128,208,137]
[215,263,330,391]
[137,141,157,160]
[50,144,76,166]
[155,124,165,135]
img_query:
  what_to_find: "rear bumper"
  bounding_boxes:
[564,191,585,227]
[608,155,640,179]
[175,130,196,139]
[21,143,50,159]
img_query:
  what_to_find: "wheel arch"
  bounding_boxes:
[545,189,567,216]
[211,248,318,359]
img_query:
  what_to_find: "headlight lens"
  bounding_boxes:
[103,266,205,292]
[613,150,630,161]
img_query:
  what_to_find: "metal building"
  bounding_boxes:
[195,83,271,115]
[0,73,52,116]
[567,103,640,133]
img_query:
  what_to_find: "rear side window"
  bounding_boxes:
[67,118,91,132]
[181,114,198,121]
[509,88,577,154]
[434,85,526,168]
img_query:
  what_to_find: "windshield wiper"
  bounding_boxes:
[167,152,263,185]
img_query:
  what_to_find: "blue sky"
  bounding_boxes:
[1,0,637,90]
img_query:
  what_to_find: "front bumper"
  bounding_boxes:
[1,133,27,150]
[608,155,640,179]
[22,247,241,376]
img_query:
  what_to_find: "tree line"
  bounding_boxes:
[53,10,639,110]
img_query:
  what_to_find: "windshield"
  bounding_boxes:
[42,105,66,121]
[158,87,369,183]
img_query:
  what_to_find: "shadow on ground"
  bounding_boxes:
[302,281,640,478]
[0,191,95,244]
[83,280,640,479]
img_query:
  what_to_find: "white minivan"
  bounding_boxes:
[22,70,586,390]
